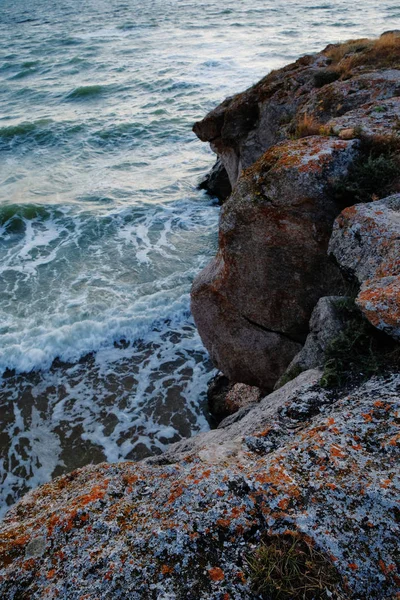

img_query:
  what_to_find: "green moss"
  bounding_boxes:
[321,300,400,389]
[246,533,345,600]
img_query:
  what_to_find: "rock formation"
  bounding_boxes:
[191,33,400,389]
[330,194,400,340]
[1,35,400,600]
[0,371,399,599]
[191,136,358,389]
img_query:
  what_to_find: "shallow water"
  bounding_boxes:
[0,0,398,515]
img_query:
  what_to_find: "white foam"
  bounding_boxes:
[0,199,218,374]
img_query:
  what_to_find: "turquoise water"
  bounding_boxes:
[0,0,398,515]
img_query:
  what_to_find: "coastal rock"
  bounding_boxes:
[207,374,262,423]
[194,40,400,187]
[198,158,232,203]
[357,275,400,341]
[329,194,400,339]
[1,371,399,599]
[275,296,348,388]
[191,136,357,389]
[327,96,400,140]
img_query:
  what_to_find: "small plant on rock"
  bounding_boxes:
[321,299,400,389]
[330,136,400,206]
[246,532,345,599]
[295,113,325,138]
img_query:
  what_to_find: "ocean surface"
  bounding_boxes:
[0,0,398,516]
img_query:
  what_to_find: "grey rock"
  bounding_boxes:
[198,158,232,203]
[149,368,323,463]
[275,296,349,388]
[329,195,400,339]
[329,194,400,283]
[25,536,47,559]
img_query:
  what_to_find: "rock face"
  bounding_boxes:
[191,136,357,389]
[193,39,400,188]
[198,158,232,203]
[192,35,400,389]
[327,96,400,139]
[275,296,348,388]
[1,371,399,599]
[330,194,400,339]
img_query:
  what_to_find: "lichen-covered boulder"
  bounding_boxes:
[1,371,399,599]
[191,136,358,389]
[329,194,400,339]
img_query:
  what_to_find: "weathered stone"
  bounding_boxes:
[1,371,399,599]
[275,296,348,388]
[198,158,232,203]
[194,41,400,188]
[358,275,400,340]
[224,383,262,414]
[328,97,400,140]
[329,194,400,339]
[207,374,261,423]
[338,127,356,140]
[329,194,400,283]
[191,136,357,389]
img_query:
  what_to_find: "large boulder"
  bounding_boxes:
[1,370,399,599]
[191,136,358,389]
[329,194,400,339]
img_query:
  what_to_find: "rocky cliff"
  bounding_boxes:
[192,32,400,390]
[1,35,400,600]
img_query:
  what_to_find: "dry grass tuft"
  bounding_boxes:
[324,38,371,65]
[295,113,328,138]
[246,532,346,599]
[324,34,400,75]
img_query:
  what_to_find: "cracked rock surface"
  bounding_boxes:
[330,194,400,340]
[191,137,356,388]
[0,371,399,599]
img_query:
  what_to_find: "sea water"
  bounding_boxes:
[0,0,397,515]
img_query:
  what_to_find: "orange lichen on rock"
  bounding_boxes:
[209,567,225,582]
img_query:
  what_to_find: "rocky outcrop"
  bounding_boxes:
[192,34,400,390]
[1,370,399,599]
[191,136,357,389]
[330,194,400,339]
[193,36,400,188]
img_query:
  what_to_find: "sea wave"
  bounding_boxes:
[0,290,192,374]
[65,84,109,100]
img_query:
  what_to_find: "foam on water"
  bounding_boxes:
[0,0,399,515]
